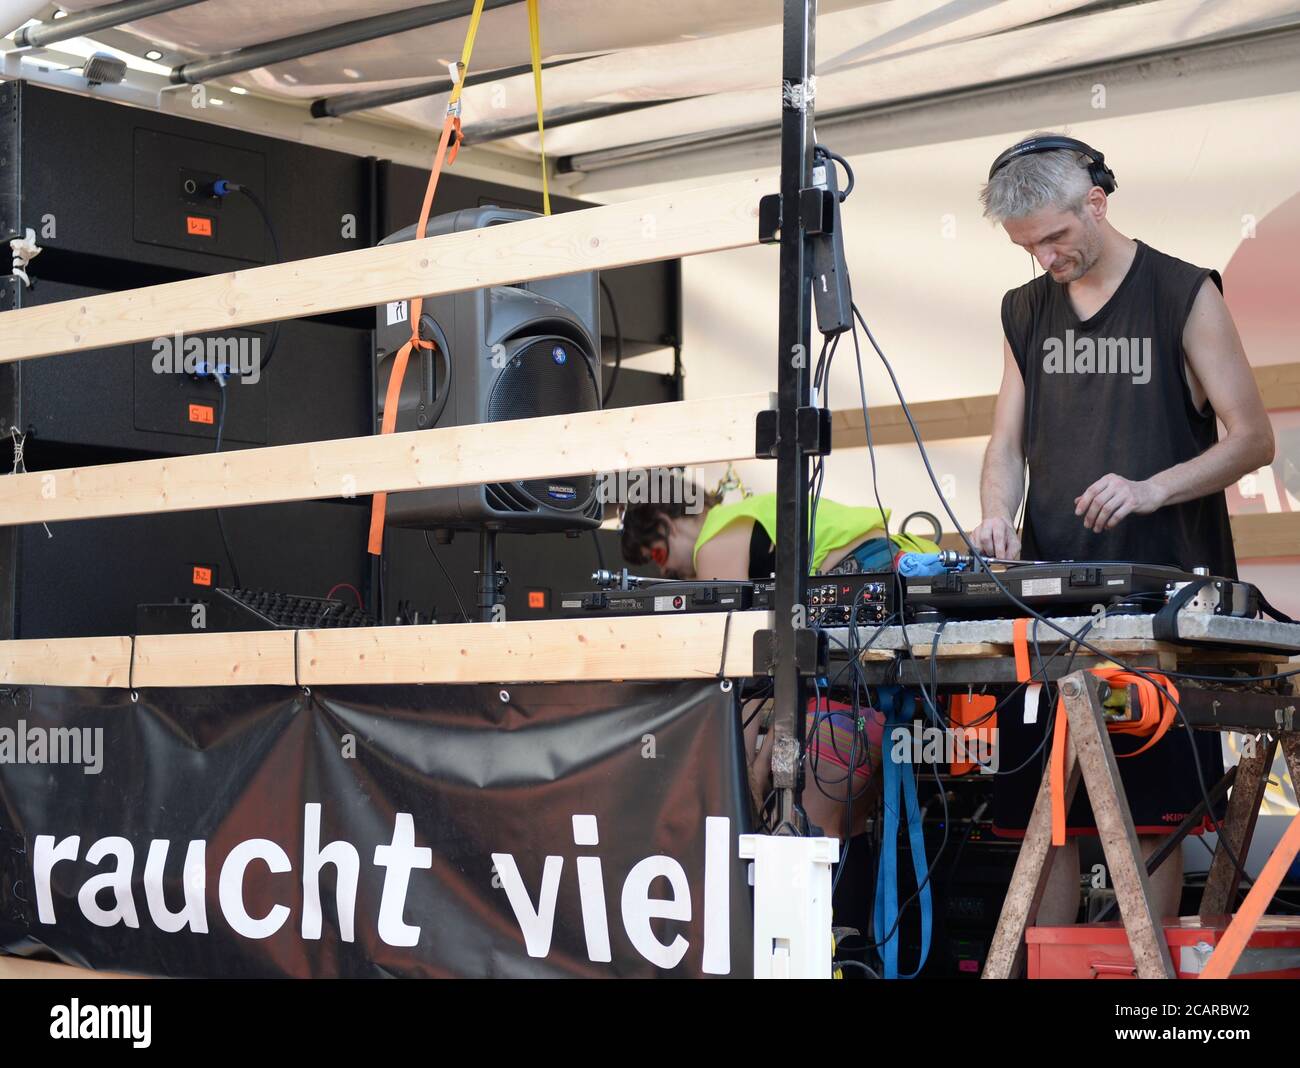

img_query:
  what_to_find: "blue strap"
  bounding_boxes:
[873,687,932,979]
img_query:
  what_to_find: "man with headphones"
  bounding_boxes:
[972,133,1274,923]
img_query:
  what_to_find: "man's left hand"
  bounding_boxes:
[1074,474,1166,533]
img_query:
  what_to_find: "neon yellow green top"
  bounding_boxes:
[692,493,938,573]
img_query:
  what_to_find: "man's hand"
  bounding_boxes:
[969,516,1021,560]
[1074,473,1166,533]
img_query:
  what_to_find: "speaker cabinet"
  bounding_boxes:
[375,207,602,533]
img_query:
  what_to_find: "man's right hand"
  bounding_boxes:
[969,516,1021,560]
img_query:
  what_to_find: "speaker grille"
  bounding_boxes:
[486,336,600,516]
[486,336,599,422]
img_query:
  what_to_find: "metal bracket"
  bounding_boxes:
[754,627,828,676]
[755,406,831,459]
[758,193,781,244]
[758,187,831,245]
[800,187,832,235]
[799,405,831,455]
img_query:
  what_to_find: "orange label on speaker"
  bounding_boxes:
[528,590,546,609]
[186,215,214,237]
[188,403,214,425]
[192,566,213,587]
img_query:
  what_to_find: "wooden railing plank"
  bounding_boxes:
[0,612,769,688]
[0,393,771,526]
[0,177,766,363]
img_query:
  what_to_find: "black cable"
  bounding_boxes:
[237,186,281,373]
[424,531,470,623]
[1192,829,1300,911]
[212,382,242,589]
[814,144,855,201]
[591,529,606,573]
[808,332,839,574]
[742,686,774,731]
[944,802,990,894]
[215,183,281,375]
[599,278,623,406]
[833,958,880,978]
[824,616,1098,778]
[840,276,954,955]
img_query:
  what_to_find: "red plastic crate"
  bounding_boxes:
[1027,916,1300,978]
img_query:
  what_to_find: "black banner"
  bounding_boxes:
[0,679,753,978]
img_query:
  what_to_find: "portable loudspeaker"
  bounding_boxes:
[374,206,603,533]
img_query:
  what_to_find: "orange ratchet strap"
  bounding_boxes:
[368,0,486,556]
[1011,618,1178,846]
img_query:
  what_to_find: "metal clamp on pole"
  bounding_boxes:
[758,186,829,245]
[753,627,828,677]
[755,406,831,458]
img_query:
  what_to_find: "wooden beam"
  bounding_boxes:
[1253,360,1300,410]
[0,392,770,526]
[831,361,1300,449]
[0,177,766,363]
[0,636,134,688]
[0,612,769,688]
[1232,511,1300,559]
[832,394,996,449]
[300,612,766,685]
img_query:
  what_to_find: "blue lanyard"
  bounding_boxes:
[873,686,932,979]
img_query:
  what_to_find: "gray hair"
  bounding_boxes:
[980,133,1095,222]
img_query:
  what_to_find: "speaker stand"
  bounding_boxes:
[476,529,508,623]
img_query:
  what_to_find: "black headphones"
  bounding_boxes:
[987,135,1117,195]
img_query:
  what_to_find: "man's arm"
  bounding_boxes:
[1076,279,1275,532]
[970,340,1026,559]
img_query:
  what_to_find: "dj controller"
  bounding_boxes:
[558,558,1269,627]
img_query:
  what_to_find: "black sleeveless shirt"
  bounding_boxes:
[1002,240,1237,577]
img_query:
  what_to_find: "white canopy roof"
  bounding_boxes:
[23,0,1300,170]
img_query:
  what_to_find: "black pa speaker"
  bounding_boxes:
[374,206,602,533]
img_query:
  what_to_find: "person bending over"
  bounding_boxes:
[620,484,937,842]
[620,486,937,582]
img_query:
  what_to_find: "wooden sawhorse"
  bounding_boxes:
[983,667,1300,979]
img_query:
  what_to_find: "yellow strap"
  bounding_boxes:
[449,0,487,109]
[527,0,550,215]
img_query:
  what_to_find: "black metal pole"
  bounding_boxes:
[463,99,679,146]
[311,56,592,119]
[170,0,523,85]
[14,0,207,49]
[770,0,817,833]
[477,529,500,623]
